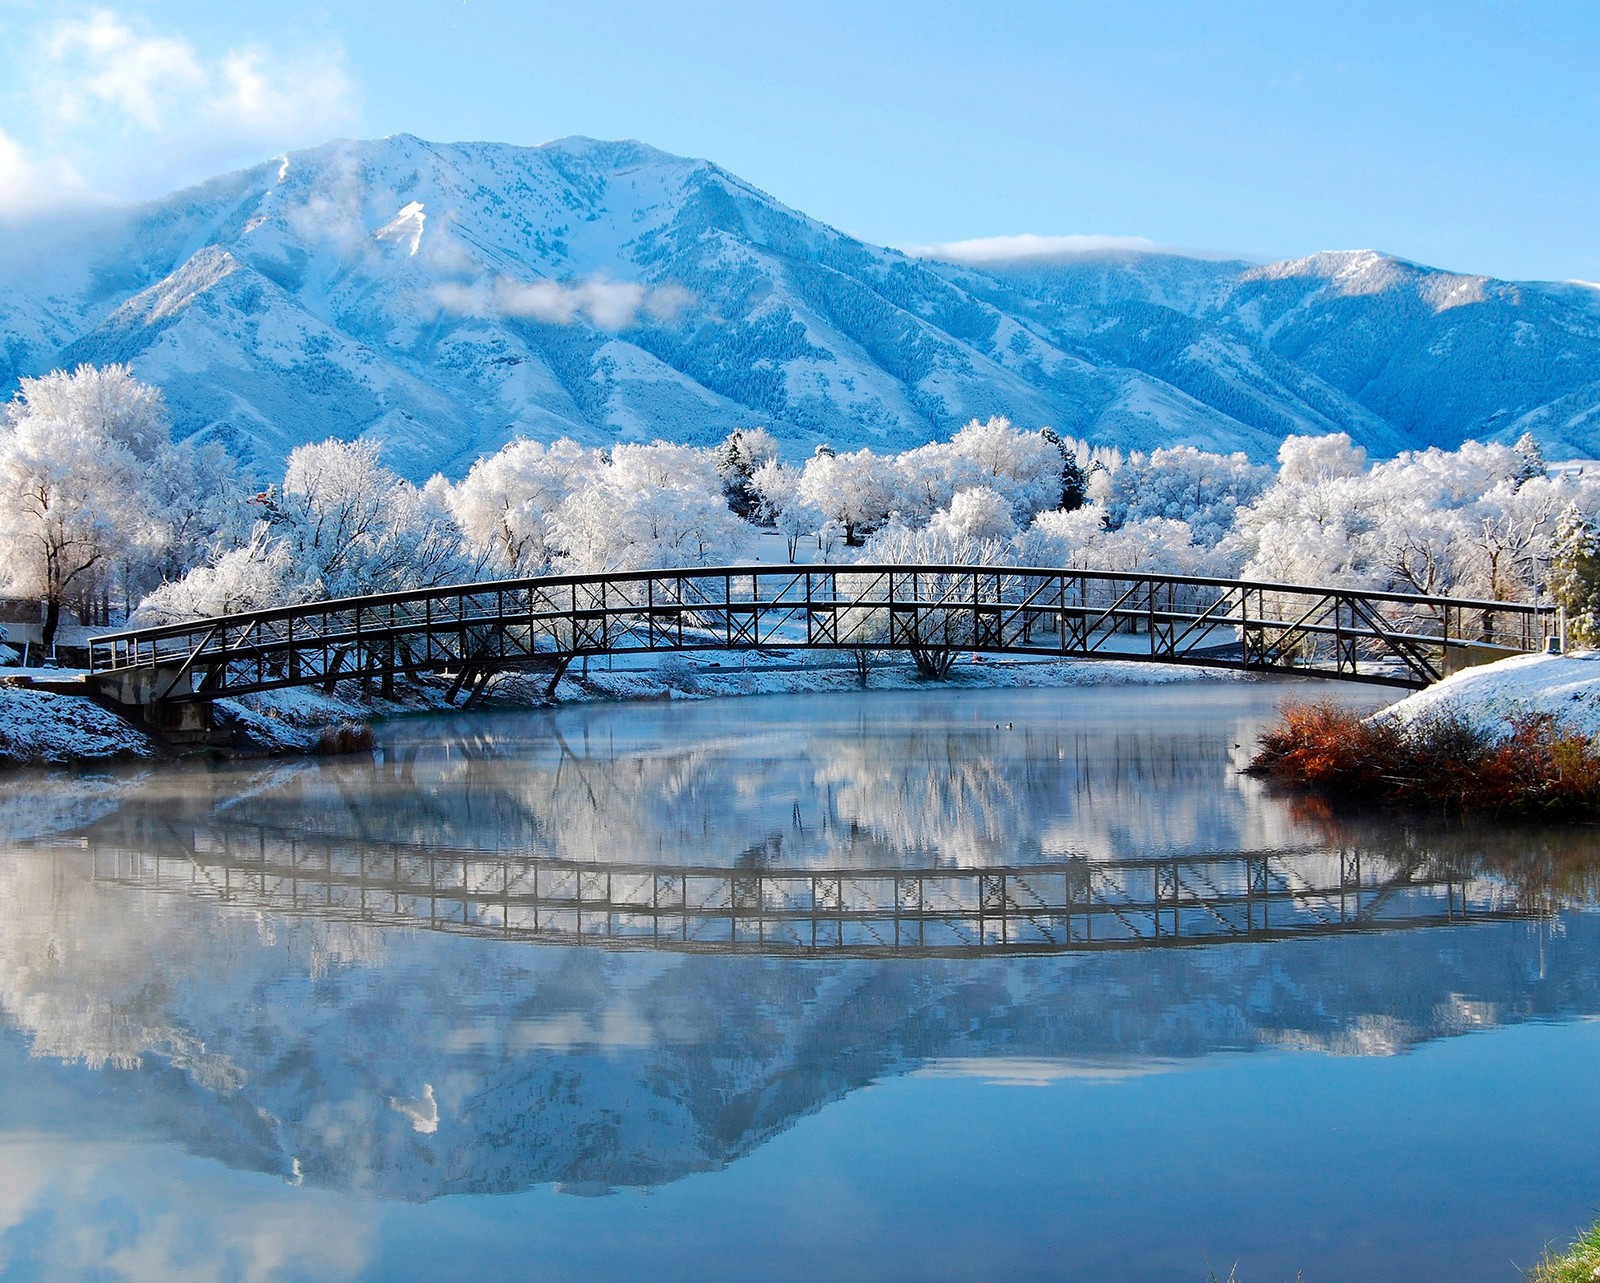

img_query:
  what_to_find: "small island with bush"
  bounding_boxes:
[1249,651,1600,816]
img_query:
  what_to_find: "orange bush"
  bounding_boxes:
[1249,702,1600,817]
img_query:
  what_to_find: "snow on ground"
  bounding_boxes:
[1376,651,1600,739]
[216,683,456,752]
[0,687,154,765]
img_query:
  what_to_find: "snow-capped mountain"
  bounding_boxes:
[2,134,1598,481]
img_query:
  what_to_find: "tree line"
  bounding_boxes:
[5,363,1600,650]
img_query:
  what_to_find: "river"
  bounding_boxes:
[1,679,1598,1281]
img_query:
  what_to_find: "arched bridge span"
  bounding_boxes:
[89,564,1555,716]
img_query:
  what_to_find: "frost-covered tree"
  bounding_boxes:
[751,459,821,560]
[1104,446,1269,547]
[140,438,480,623]
[0,365,175,645]
[549,475,748,573]
[716,427,781,519]
[256,439,472,599]
[444,437,599,575]
[145,437,252,586]
[947,416,1063,520]
[610,441,723,493]
[848,521,1012,677]
[1550,504,1600,645]
[799,448,898,545]
[1040,427,1087,512]
[1015,507,1228,578]
[928,486,1018,544]
[1275,432,1368,487]
[1512,431,1546,489]
[135,527,299,624]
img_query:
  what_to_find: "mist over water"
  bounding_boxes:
[1,682,1598,1281]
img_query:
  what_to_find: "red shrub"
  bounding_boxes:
[1249,702,1600,818]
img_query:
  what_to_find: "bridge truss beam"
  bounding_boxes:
[88,565,1556,706]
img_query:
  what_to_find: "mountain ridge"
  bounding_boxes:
[2,133,1598,481]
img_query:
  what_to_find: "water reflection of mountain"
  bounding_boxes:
[1,686,1598,1202]
[2,838,1598,1201]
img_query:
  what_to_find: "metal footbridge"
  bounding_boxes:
[88,564,1555,717]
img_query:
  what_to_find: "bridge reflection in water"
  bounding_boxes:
[85,825,1527,957]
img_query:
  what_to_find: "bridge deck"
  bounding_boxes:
[88,564,1555,705]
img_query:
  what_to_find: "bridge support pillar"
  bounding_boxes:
[90,666,215,741]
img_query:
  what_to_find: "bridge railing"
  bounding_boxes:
[89,564,1556,702]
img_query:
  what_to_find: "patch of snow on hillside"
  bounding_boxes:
[374,201,427,256]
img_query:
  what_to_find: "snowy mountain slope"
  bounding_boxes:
[3,136,1600,479]
[978,247,1600,456]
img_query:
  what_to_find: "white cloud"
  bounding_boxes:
[434,275,695,330]
[905,233,1166,264]
[0,8,358,213]
[0,126,91,214]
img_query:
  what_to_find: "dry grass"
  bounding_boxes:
[314,722,375,755]
[1248,701,1600,816]
[1527,1220,1600,1282]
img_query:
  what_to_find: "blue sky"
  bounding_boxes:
[0,0,1595,280]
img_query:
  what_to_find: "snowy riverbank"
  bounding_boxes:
[1248,650,1600,816]
[1375,651,1600,738]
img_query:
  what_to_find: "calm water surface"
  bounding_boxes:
[2,680,1599,1282]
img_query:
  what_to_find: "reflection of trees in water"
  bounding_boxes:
[1,835,1598,1202]
[170,706,1310,869]
[1290,799,1600,912]
[4,688,1596,1200]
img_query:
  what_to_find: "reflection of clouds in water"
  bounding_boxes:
[1,685,1594,1201]
[0,1139,375,1281]
[915,1057,1179,1087]
[389,1083,438,1134]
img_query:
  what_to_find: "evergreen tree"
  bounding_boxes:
[1040,427,1087,511]
[1512,431,1546,489]
[1549,503,1600,644]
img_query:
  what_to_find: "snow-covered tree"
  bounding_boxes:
[610,441,723,493]
[134,527,299,624]
[799,448,898,545]
[145,436,253,586]
[1040,427,1088,512]
[254,439,471,599]
[0,364,174,645]
[1104,446,1269,547]
[444,437,599,575]
[716,427,781,518]
[1512,431,1546,488]
[549,476,748,573]
[751,459,821,560]
[1275,432,1368,487]
[1550,504,1600,645]
[1016,506,1230,579]
[928,486,1018,544]
[947,416,1063,520]
[848,521,1012,676]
